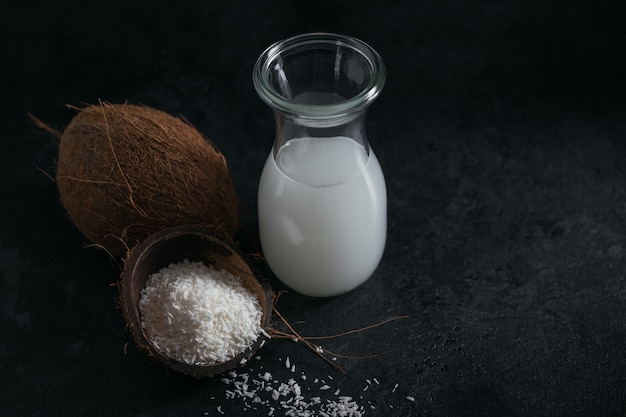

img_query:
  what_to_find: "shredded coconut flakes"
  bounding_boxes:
[220,361,367,417]
[138,259,262,365]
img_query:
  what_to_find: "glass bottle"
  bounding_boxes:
[253,33,387,297]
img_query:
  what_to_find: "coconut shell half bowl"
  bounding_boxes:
[120,226,273,378]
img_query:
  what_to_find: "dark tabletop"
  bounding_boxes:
[2,1,625,416]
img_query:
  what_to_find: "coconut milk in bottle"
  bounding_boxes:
[258,136,386,296]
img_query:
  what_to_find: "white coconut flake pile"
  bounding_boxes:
[138,259,262,365]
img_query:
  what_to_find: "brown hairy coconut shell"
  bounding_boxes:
[56,102,239,257]
[120,226,273,378]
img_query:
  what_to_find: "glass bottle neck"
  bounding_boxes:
[272,108,370,159]
[253,33,385,162]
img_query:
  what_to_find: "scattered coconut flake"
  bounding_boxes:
[216,354,415,415]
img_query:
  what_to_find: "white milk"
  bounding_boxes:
[258,136,387,297]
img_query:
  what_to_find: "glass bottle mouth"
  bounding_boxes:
[253,33,386,120]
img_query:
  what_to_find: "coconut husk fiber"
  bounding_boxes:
[55,102,239,257]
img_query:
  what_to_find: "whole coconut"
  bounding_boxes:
[56,102,239,257]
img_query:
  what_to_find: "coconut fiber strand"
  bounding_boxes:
[56,102,239,257]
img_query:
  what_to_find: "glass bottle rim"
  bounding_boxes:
[253,33,386,119]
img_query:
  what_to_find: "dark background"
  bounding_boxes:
[2,0,625,416]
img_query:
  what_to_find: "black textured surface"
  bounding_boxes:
[2,1,625,416]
